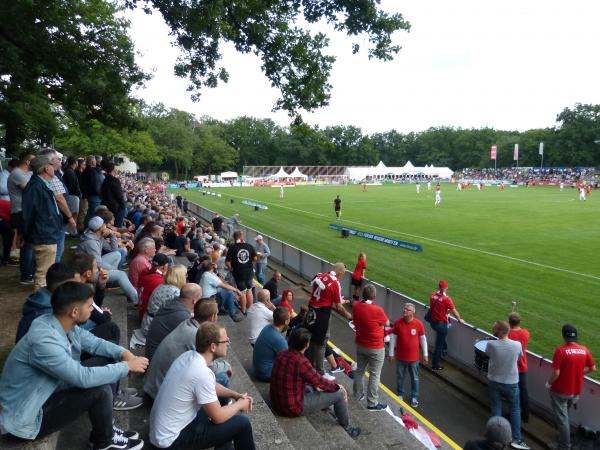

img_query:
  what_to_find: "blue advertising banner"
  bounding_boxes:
[242,200,269,210]
[329,223,422,252]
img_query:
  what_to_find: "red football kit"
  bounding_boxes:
[391,318,425,362]
[551,343,595,396]
[429,291,455,322]
[352,301,388,349]
[309,272,342,309]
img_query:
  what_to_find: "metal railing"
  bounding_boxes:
[187,200,600,431]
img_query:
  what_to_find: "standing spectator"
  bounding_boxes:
[464,417,512,450]
[352,284,389,410]
[253,235,270,285]
[149,322,255,449]
[547,324,596,450]
[244,289,275,345]
[62,155,82,232]
[306,263,352,374]
[485,321,530,450]
[388,302,428,408]
[428,280,463,370]
[22,155,63,290]
[350,252,367,301]
[182,198,188,213]
[0,281,146,450]
[253,307,290,381]
[80,155,101,226]
[226,230,257,314]
[129,237,156,291]
[0,196,14,265]
[225,213,240,239]
[508,313,530,422]
[263,271,282,304]
[270,327,361,438]
[211,212,224,237]
[146,283,202,361]
[101,162,127,227]
[7,151,35,284]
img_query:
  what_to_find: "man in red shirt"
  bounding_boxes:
[546,324,596,450]
[306,263,352,374]
[137,253,170,321]
[388,302,428,408]
[129,237,156,291]
[508,313,530,422]
[350,252,366,301]
[428,280,463,370]
[270,328,360,438]
[352,284,389,410]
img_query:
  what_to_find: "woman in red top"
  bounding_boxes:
[279,289,295,317]
[351,252,367,301]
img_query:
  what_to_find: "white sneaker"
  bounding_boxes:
[510,440,531,450]
[323,373,336,381]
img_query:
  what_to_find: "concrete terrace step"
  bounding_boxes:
[0,434,59,450]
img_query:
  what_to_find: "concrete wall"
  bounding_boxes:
[187,200,600,431]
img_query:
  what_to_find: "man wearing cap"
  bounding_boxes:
[137,253,170,321]
[428,280,463,371]
[22,155,64,289]
[77,216,139,304]
[547,324,596,450]
[306,263,352,374]
[253,235,270,285]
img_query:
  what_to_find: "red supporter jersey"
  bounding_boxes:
[352,301,388,349]
[392,318,425,362]
[352,258,366,281]
[551,343,595,396]
[429,291,455,322]
[508,328,530,373]
[308,272,342,309]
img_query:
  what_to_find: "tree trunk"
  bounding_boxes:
[174,159,179,179]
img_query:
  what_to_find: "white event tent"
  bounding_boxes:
[344,161,453,181]
[271,167,289,179]
[289,167,308,179]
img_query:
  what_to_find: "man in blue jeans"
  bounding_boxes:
[485,320,530,450]
[199,259,245,322]
[150,322,255,449]
[428,280,463,370]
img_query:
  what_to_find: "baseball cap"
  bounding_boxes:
[439,280,449,289]
[88,216,105,231]
[562,324,578,342]
[30,155,54,174]
[152,253,170,267]
[255,235,263,241]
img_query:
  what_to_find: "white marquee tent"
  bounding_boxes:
[289,167,308,179]
[344,161,453,181]
[271,167,289,179]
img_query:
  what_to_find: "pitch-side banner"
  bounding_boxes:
[490,145,497,160]
[329,224,422,252]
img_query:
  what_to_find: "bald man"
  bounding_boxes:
[146,283,202,360]
[245,289,276,345]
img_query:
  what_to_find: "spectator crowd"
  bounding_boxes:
[0,151,595,450]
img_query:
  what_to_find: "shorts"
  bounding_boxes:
[234,274,254,291]
[351,277,362,287]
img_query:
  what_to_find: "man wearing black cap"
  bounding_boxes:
[547,324,596,450]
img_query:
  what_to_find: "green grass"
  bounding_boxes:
[180,183,600,364]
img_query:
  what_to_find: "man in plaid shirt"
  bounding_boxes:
[270,328,361,438]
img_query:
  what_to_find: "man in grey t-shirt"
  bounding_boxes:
[485,321,530,450]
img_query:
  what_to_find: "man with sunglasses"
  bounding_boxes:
[150,322,255,449]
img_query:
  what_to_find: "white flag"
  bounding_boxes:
[514,144,519,161]
[539,142,544,155]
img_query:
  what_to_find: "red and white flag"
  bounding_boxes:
[514,144,519,161]
[490,145,497,160]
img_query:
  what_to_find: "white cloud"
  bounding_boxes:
[127,0,600,133]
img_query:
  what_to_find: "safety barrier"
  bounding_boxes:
[187,200,600,431]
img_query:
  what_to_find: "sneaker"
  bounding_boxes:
[20,277,34,285]
[113,422,139,440]
[113,391,143,411]
[367,403,387,411]
[510,440,530,450]
[356,394,365,402]
[432,366,444,371]
[94,433,143,450]
[330,366,344,373]
[343,425,361,439]
[410,398,419,408]
[323,373,336,381]
[232,311,245,322]
[118,387,139,398]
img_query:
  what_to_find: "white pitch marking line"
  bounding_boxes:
[219,191,600,282]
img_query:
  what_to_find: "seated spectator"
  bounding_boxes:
[77,216,139,305]
[144,300,232,399]
[245,289,275,345]
[149,322,255,450]
[129,237,155,290]
[140,263,187,337]
[0,281,147,450]
[263,272,282,304]
[138,253,170,321]
[175,225,198,262]
[270,327,360,439]
[464,416,512,450]
[279,289,295,316]
[199,260,245,322]
[253,307,290,381]
[15,263,76,342]
[146,283,202,361]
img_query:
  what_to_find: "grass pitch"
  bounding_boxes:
[180,183,600,364]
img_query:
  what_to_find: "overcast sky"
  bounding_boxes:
[127,0,600,134]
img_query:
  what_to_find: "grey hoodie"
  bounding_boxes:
[76,229,119,268]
